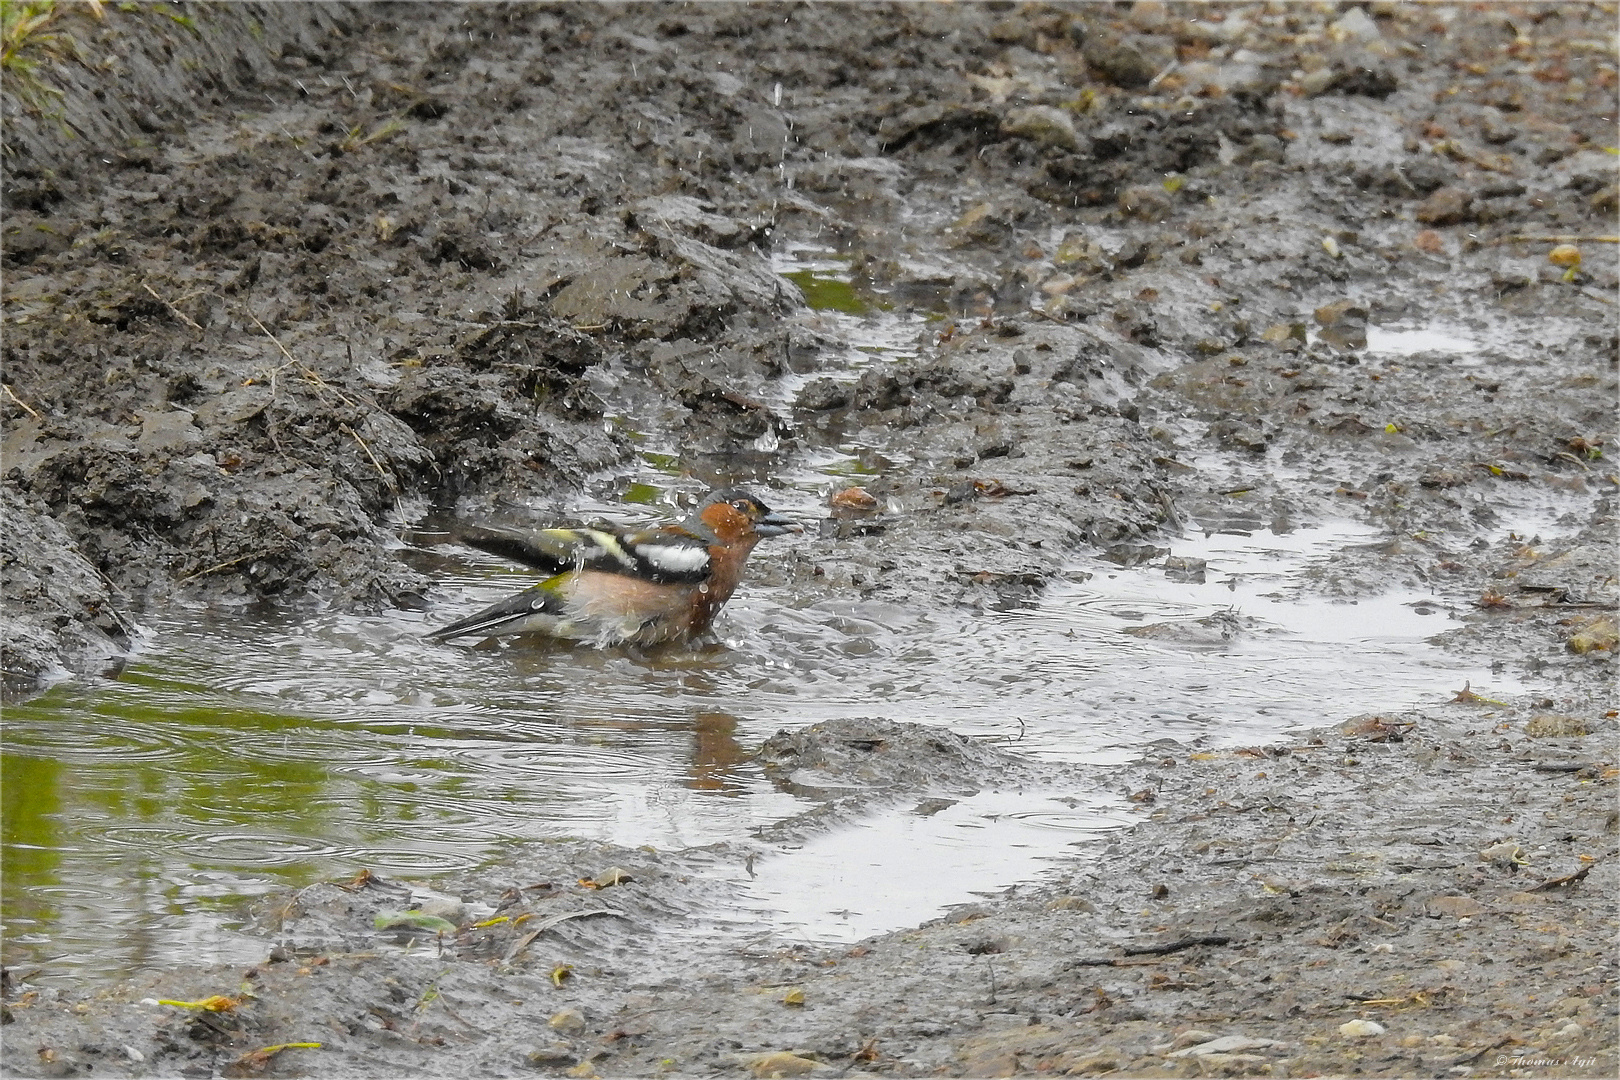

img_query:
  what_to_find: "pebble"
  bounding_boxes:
[830,486,878,512]
[1119,184,1173,221]
[1413,229,1446,254]
[1525,714,1590,737]
[741,1051,826,1077]
[527,1043,576,1065]
[1415,186,1474,226]
[1300,67,1339,96]
[549,1007,587,1034]
[1000,106,1080,152]
[1329,6,1380,42]
[1084,41,1157,88]
[1168,1035,1285,1057]
[1171,1029,1219,1049]
[1312,299,1368,349]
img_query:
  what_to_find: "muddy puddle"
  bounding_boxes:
[1,247,1539,992]
[2,510,1518,985]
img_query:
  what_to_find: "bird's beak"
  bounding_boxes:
[755,511,804,537]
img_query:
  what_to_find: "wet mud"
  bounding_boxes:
[2,2,1616,1077]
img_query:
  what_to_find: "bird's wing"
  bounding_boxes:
[613,524,713,585]
[461,519,713,585]
[455,523,639,576]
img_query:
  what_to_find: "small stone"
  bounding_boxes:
[1260,322,1307,346]
[1053,233,1109,272]
[1085,41,1157,88]
[1169,1035,1285,1057]
[549,1007,587,1035]
[1118,184,1173,221]
[743,1051,824,1078]
[796,378,850,413]
[1112,238,1150,269]
[1329,6,1380,42]
[1413,229,1445,254]
[1425,895,1486,918]
[1001,106,1081,152]
[1194,1054,1269,1073]
[527,1044,576,1066]
[987,16,1032,46]
[1049,895,1096,912]
[1339,1019,1387,1038]
[1300,68,1338,96]
[1415,187,1474,226]
[830,486,879,512]
[1313,299,1368,350]
[1128,1,1168,30]
[1525,714,1591,738]
[1566,613,1618,654]
[1067,1052,1122,1073]
[1171,1029,1219,1049]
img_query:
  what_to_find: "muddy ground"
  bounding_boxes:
[2,1,1617,1077]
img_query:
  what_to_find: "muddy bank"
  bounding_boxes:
[2,1,1617,1077]
[3,711,1615,1079]
[4,0,1615,689]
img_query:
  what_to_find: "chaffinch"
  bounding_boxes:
[428,487,802,646]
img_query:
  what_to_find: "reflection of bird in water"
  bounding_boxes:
[429,488,801,646]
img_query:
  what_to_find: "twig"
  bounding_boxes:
[1121,934,1234,957]
[1444,1035,1516,1068]
[1493,235,1619,244]
[246,310,358,407]
[1528,862,1593,892]
[175,551,269,584]
[1072,934,1236,967]
[143,282,203,333]
[1026,306,1072,325]
[501,909,618,964]
[2,383,41,419]
[339,423,396,492]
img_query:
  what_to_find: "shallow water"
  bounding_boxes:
[0,260,1532,983]
[2,511,1519,983]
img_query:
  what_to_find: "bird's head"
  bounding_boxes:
[694,487,803,544]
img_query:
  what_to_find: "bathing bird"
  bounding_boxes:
[428,487,801,646]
